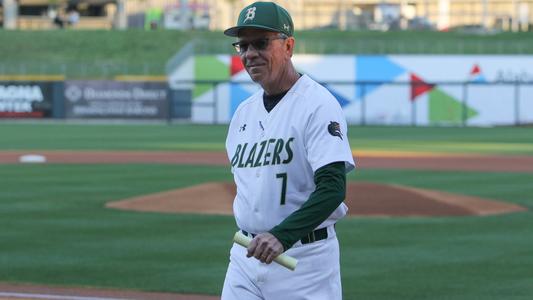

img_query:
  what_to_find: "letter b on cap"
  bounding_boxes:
[244,7,256,23]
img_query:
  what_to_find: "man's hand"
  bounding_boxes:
[247,232,284,264]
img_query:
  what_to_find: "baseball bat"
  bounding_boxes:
[233,231,298,271]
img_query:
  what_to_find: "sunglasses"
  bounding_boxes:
[232,36,287,54]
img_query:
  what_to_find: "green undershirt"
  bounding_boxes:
[268,161,346,251]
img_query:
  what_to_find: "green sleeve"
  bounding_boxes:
[268,161,346,251]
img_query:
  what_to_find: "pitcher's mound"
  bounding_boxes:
[346,182,525,216]
[106,182,526,217]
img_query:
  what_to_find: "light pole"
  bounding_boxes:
[3,0,18,29]
[437,0,450,30]
[116,0,127,29]
[511,0,519,32]
[481,0,488,29]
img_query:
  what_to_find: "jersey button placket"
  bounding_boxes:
[257,119,266,178]
[259,119,266,138]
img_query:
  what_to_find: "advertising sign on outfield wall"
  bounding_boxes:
[0,81,55,118]
[64,81,168,119]
[168,55,533,126]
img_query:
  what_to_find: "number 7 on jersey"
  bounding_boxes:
[276,173,287,205]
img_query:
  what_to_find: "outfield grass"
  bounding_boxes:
[1,124,532,298]
[1,30,532,78]
[0,164,232,294]
[1,164,532,299]
[1,123,533,155]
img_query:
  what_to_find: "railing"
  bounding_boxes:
[16,16,113,30]
[0,78,531,126]
[0,62,163,79]
[190,38,533,55]
[173,80,533,126]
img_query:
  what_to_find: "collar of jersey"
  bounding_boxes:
[259,74,307,115]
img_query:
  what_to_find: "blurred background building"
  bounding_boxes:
[1,0,532,32]
[1,0,118,29]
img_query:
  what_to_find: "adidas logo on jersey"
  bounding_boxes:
[230,137,294,168]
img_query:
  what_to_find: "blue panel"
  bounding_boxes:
[355,56,405,99]
[230,83,252,117]
[304,74,351,107]
[323,84,351,107]
[472,75,487,83]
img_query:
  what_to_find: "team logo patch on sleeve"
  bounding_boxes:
[328,121,343,140]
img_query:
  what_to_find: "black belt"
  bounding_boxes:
[241,227,328,245]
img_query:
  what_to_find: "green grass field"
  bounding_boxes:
[2,123,533,155]
[1,123,533,299]
[1,30,533,78]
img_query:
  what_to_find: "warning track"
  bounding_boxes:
[1,150,533,172]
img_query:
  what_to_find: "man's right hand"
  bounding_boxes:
[247,232,284,264]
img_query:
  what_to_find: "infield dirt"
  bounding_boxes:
[2,150,533,172]
[106,182,526,217]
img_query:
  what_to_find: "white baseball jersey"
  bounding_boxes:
[225,74,355,234]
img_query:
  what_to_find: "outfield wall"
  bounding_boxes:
[0,79,171,121]
[1,55,532,126]
[0,79,64,118]
[169,55,533,126]
[63,81,169,119]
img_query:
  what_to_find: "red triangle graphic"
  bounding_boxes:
[470,64,481,75]
[410,73,435,101]
[231,55,245,76]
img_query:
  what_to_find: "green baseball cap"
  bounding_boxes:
[224,1,294,37]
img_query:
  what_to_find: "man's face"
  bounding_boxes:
[235,29,291,87]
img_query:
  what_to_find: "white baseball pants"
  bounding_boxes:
[221,227,342,300]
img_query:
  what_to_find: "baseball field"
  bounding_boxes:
[1,123,533,299]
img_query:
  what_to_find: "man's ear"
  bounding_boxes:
[286,37,295,57]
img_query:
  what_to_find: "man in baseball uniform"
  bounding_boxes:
[222,2,355,299]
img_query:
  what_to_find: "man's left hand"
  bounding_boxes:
[247,232,284,264]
